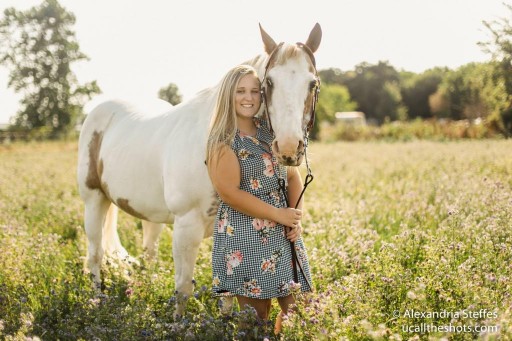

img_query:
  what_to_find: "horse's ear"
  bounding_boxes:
[259,23,277,54]
[305,23,322,53]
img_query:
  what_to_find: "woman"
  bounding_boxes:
[206,64,313,332]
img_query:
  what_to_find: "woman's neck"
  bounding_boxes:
[237,117,257,136]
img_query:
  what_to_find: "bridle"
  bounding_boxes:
[259,42,320,291]
[259,42,321,137]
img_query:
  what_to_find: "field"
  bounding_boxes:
[0,140,511,340]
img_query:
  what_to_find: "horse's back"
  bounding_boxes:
[77,92,218,223]
[77,99,176,223]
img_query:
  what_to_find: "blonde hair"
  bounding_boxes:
[206,64,260,167]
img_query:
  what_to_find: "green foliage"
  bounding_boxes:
[0,0,100,138]
[318,67,344,85]
[479,2,512,136]
[400,68,445,119]
[312,83,356,139]
[433,63,490,121]
[158,83,183,106]
[316,84,357,124]
[320,61,406,124]
[431,62,512,137]
[1,140,511,339]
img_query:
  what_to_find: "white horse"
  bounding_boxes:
[77,23,322,315]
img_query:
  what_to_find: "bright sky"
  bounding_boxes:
[0,0,505,124]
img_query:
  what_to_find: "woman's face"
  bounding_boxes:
[235,74,261,119]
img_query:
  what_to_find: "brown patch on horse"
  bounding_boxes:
[303,90,315,127]
[117,198,148,220]
[86,131,104,191]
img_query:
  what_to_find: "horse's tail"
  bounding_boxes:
[101,203,125,259]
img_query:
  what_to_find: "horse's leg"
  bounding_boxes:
[102,204,139,266]
[142,220,165,260]
[83,191,111,290]
[172,209,205,316]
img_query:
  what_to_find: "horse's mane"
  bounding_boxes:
[242,44,312,76]
[274,44,305,65]
[241,54,268,76]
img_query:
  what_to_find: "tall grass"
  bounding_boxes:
[0,140,510,340]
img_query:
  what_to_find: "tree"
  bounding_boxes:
[318,68,345,85]
[342,61,406,124]
[479,2,512,136]
[158,83,182,105]
[0,0,100,138]
[431,62,507,124]
[400,68,445,120]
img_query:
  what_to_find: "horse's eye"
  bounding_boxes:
[266,78,273,88]
[309,80,317,91]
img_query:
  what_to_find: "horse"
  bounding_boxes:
[77,23,322,316]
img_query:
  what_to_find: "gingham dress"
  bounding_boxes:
[212,118,313,299]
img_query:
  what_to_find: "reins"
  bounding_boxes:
[260,42,320,291]
[277,146,314,288]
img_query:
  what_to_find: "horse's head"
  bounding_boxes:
[258,23,322,166]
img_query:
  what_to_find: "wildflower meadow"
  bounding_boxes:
[0,139,511,340]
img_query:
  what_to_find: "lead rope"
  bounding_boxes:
[277,133,314,291]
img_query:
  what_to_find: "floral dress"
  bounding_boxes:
[211,118,313,299]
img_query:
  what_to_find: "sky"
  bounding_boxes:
[0,0,506,124]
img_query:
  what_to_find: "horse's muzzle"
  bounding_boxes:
[273,140,305,166]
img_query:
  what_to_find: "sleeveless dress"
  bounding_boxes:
[211,118,313,299]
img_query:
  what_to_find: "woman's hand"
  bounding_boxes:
[285,223,302,242]
[273,207,302,241]
[273,207,302,228]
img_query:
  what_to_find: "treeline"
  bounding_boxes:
[315,60,512,139]
[314,4,512,140]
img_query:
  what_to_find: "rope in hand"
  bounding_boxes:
[277,142,314,291]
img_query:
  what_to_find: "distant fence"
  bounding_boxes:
[0,129,80,143]
[0,130,32,143]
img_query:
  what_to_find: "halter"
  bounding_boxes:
[260,42,321,136]
[260,42,319,291]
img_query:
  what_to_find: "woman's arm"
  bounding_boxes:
[287,166,303,211]
[208,145,301,227]
[286,167,304,242]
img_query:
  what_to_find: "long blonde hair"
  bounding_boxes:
[206,64,260,167]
